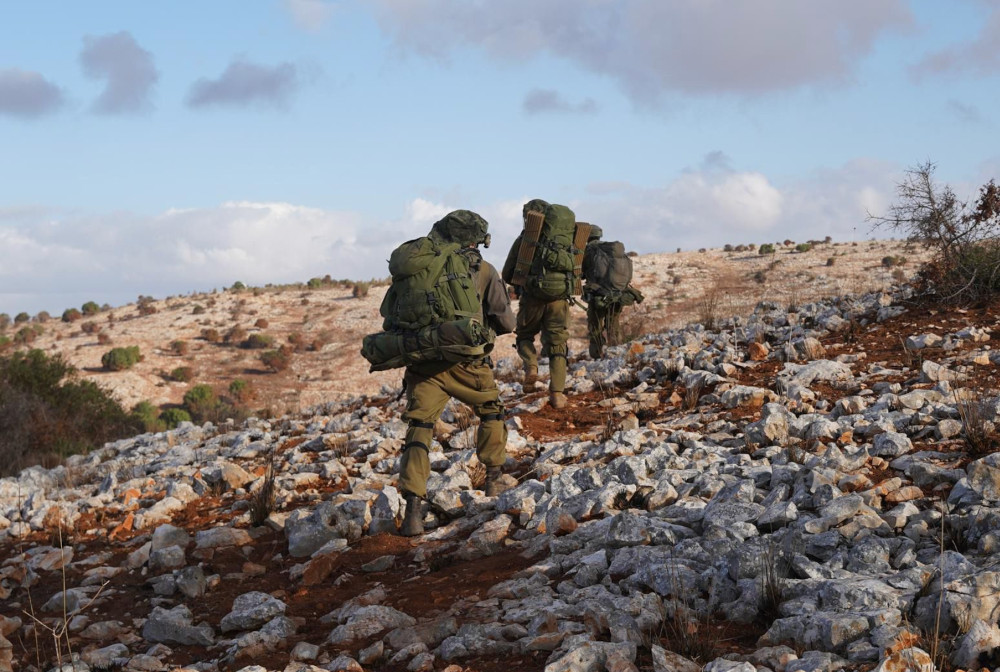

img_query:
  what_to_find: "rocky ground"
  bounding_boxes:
[4,256,1000,672]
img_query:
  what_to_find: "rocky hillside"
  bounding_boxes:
[3,269,1000,672]
[4,238,929,414]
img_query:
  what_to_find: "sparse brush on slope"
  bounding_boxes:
[0,349,142,475]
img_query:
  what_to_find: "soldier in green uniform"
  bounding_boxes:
[582,226,643,358]
[502,199,571,409]
[397,211,516,536]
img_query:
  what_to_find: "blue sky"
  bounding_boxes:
[2,0,999,315]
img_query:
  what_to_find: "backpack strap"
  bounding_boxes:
[571,223,593,295]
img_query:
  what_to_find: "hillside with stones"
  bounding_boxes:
[3,238,929,414]
[4,268,1000,672]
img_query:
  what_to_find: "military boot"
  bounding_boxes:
[549,392,568,409]
[400,492,424,537]
[484,466,506,497]
[523,365,538,388]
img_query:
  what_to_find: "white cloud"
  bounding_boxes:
[0,162,903,315]
[369,0,912,103]
[187,59,299,109]
[284,0,336,32]
[0,69,65,119]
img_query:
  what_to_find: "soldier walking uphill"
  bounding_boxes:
[581,227,644,358]
[503,200,588,410]
[361,210,516,537]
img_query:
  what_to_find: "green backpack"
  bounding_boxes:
[360,237,494,371]
[525,204,581,301]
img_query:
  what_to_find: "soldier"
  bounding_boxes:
[582,226,643,358]
[502,199,573,409]
[394,211,516,536]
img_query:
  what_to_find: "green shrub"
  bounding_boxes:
[261,346,292,372]
[170,366,195,382]
[81,301,100,316]
[229,378,256,404]
[795,243,812,253]
[352,282,370,298]
[826,257,835,266]
[81,321,101,334]
[159,407,192,428]
[131,401,166,433]
[101,345,142,371]
[0,314,9,331]
[224,325,248,345]
[192,304,206,315]
[0,336,11,352]
[171,340,189,355]
[183,384,220,422]
[14,312,29,324]
[62,308,82,322]
[307,277,323,289]
[201,328,221,343]
[231,281,246,292]
[0,349,142,475]
[881,255,907,268]
[244,333,275,349]
[35,311,50,323]
[14,326,39,345]
[758,244,776,255]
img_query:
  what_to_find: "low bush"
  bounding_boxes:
[81,301,100,316]
[261,346,293,372]
[35,310,50,323]
[201,328,221,343]
[826,257,835,266]
[183,384,220,422]
[254,318,269,329]
[159,407,192,428]
[307,277,323,289]
[0,349,142,475]
[14,312,29,324]
[229,378,256,404]
[171,340,189,355]
[97,332,112,345]
[230,281,246,292]
[224,325,248,345]
[244,333,275,349]
[62,308,82,323]
[170,366,195,382]
[758,244,776,255]
[131,401,166,433]
[352,282,370,298]
[795,243,812,253]
[81,321,101,334]
[0,314,9,330]
[101,345,142,371]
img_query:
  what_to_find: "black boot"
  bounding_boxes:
[484,467,505,497]
[400,492,424,537]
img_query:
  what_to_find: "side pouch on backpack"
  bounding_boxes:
[361,318,495,372]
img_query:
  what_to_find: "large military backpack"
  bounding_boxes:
[360,237,494,371]
[511,204,591,301]
[585,241,633,291]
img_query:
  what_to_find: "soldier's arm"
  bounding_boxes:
[482,264,516,335]
[501,236,522,285]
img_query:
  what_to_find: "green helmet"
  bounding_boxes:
[430,209,491,248]
[522,198,550,219]
[588,225,603,241]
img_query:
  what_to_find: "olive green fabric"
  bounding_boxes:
[361,231,495,372]
[587,301,622,359]
[524,203,579,301]
[522,198,550,218]
[429,209,491,248]
[399,361,507,498]
[514,292,569,392]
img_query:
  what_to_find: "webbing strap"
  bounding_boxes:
[408,420,435,430]
[550,353,568,361]
[478,413,505,423]
[403,441,430,453]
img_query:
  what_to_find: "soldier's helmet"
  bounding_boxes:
[588,225,603,242]
[522,199,550,220]
[430,210,491,248]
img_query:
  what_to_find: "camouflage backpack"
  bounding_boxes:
[524,204,586,301]
[585,241,633,292]
[360,211,496,371]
